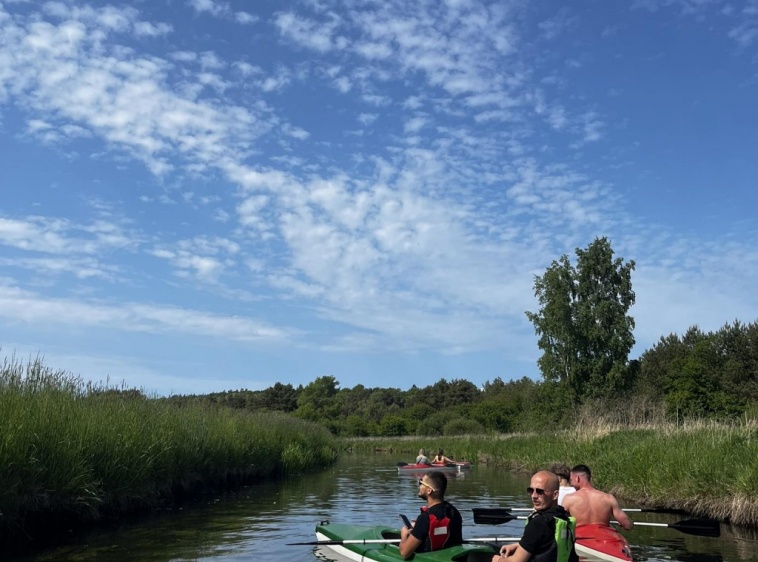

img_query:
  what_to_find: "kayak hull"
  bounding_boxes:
[315,522,495,562]
[398,462,472,473]
[575,524,632,562]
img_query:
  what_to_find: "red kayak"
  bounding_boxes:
[397,461,471,472]
[575,523,632,562]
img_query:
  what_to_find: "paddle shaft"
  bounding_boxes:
[288,537,520,546]
[505,507,681,514]
[472,508,720,538]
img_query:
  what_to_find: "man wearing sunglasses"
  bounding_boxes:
[399,471,463,559]
[493,470,578,562]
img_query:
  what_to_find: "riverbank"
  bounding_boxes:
[0,358,339,552]
[343,420,758,527]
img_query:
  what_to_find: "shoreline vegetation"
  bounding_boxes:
[0,357,339,553]
[343,425,758,528]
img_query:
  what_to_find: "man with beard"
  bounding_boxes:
[493,470,578,562]
[399,471,463,559]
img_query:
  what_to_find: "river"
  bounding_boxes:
[8,453,758,561]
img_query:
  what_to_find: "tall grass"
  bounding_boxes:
[345,419,758,526]
[0,356,338,547]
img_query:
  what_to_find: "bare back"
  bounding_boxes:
[562,488,632,530]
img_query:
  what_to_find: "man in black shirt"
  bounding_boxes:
[399,470,463,559]
[493,470,578,562]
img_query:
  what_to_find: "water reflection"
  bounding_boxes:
[6,453,755,562]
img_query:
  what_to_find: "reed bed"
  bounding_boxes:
[0,357,339,547]
[344,420,758,527]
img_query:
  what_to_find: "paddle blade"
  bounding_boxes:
[670,518,721,538]
[397,462,408,467]
[472,508,517,525]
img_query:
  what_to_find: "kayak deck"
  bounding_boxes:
[315,522,495,562]
[575,524,632,562]
[398,461,472,473]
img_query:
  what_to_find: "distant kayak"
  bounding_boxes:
[397,461,471,472]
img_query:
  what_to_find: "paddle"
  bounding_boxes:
[502,506,686,514]
[287,537,522,546]
[471,508,720,538]
[397,462,408,467]
[614,518,721,538]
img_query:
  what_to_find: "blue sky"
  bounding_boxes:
[1,0,757,396]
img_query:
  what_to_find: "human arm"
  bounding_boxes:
[400,512,428,559]
[611,498,633,530]
[491,543,532,562]
[399,525,422,559]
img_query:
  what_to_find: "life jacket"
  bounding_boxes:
[419,503,456,551]
[525,509,577,562]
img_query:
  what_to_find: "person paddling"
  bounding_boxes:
[415,448,431,465]
[432,449,454,465]
[492,470,578,562]
[562,464,633,531]
[399,471,463,559]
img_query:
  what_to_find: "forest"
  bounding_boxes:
[163,318,758,436]
[164,238,757,437]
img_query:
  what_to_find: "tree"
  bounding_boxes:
[525,237,636,403]
[294,375,340,424]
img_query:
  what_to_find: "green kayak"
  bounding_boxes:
[314,522,497,562]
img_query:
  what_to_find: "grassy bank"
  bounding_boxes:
[344,421,758,527]
[0,357,339,549]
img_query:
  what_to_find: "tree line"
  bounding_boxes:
[163,238,758,435]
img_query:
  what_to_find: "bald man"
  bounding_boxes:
[493,470,578,562]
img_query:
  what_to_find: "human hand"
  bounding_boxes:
[499,543,517,557]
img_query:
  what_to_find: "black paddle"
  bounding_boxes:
[616,519,721,538]
[472,508,720,538]
[397,462,408,467]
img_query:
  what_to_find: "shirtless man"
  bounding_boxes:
[562,464,633,531]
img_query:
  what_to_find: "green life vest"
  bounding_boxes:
[525,510,576,562]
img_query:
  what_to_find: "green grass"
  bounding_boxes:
[344,420,758,526]
[0,356,339,546]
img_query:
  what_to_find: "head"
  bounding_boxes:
[418,470,448,501]
[570,464,592,489]
[419,448,426,456]
[527,470,559,511]
[437,449,444,456]
[549,463,571,485]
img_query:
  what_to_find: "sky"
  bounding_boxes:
[1,0,757,397]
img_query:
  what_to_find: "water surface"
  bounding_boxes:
[9,453,757,561]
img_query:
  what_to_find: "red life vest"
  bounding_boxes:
[420,504,453,550]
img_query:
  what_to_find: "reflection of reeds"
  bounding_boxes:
[0,355,338,547]
[345,414,758,527]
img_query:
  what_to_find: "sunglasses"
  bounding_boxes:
[526,487,546,495]
[418,479,437,492]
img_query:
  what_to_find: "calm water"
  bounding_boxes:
[8,453,758,562]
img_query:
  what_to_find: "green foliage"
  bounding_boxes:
[294,375,341,423]
[443,417,485,435]
[525,237,636,403]
[0,357,338,546]
[379,414,408,436]
[638,320,758,420]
